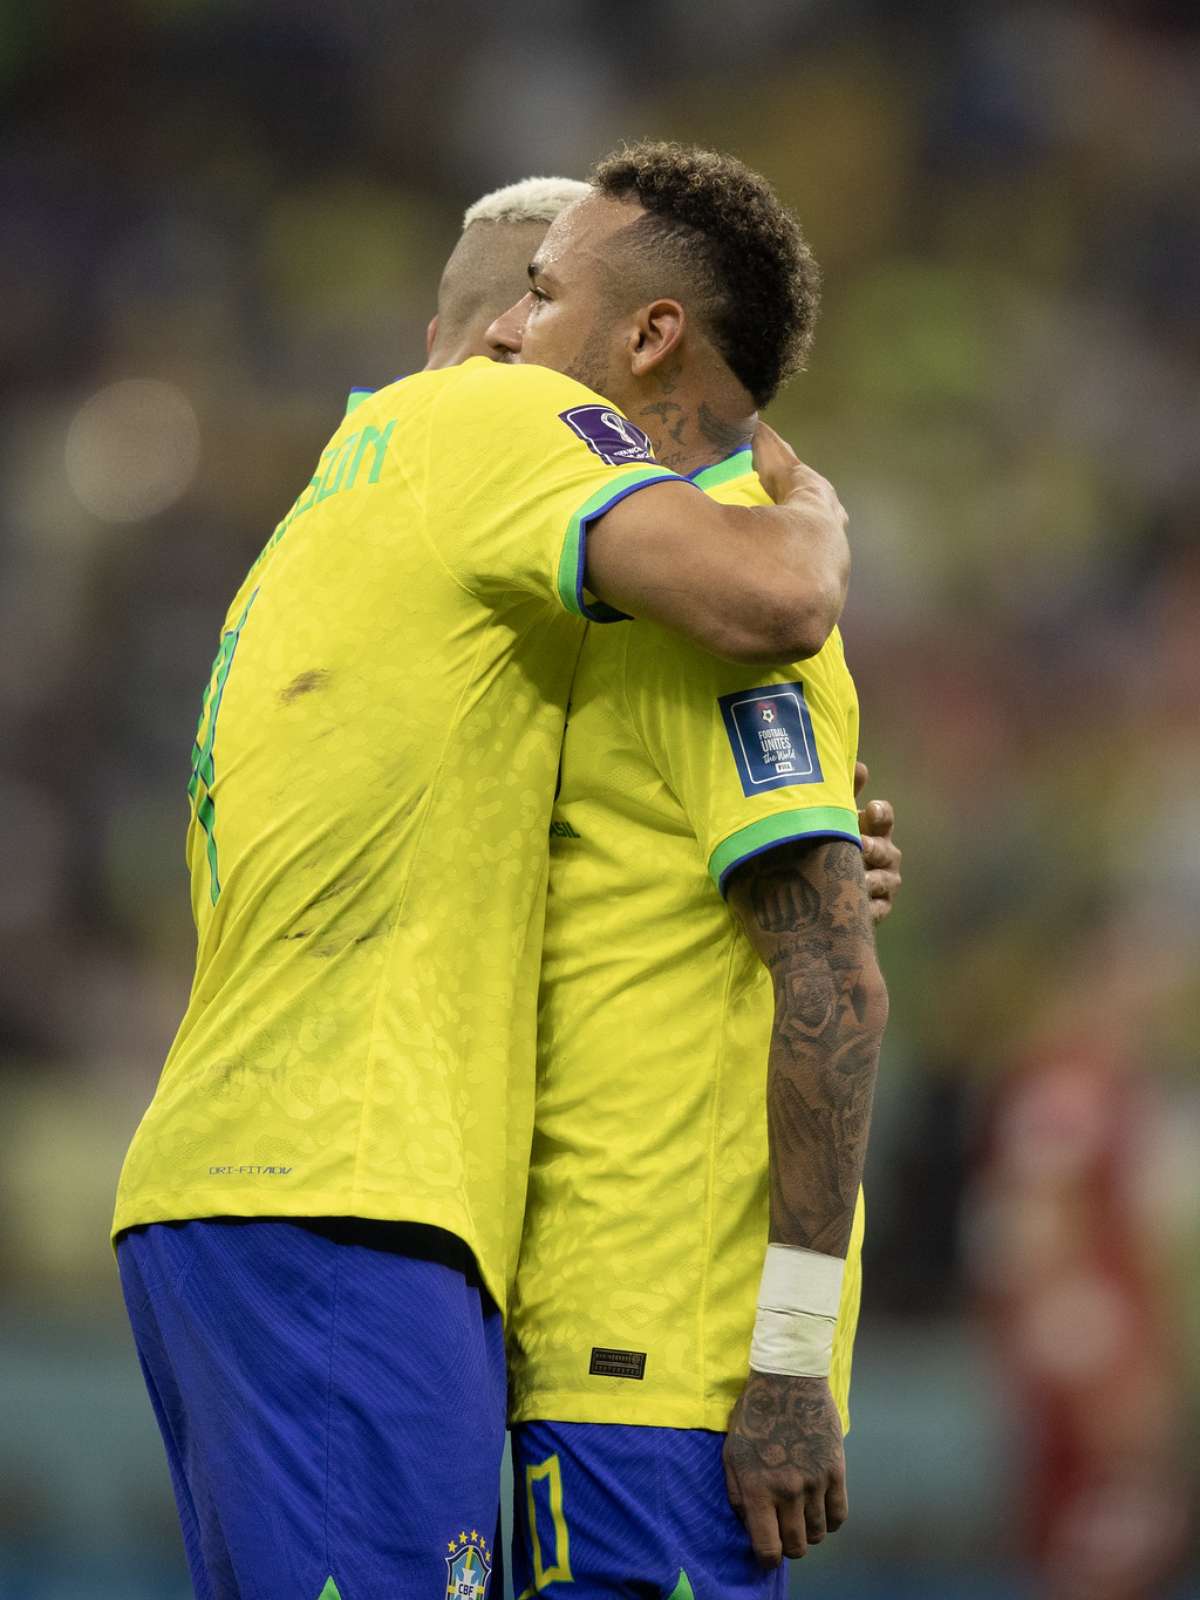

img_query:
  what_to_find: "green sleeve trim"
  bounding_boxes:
[708,806,861,894]
[556,467,680,619]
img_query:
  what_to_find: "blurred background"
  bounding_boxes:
[1,0,1197,1596]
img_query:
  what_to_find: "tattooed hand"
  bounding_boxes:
[723,1371,848,1566]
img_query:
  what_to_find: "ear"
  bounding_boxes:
[629,298,685,380]
[425,315,439,357]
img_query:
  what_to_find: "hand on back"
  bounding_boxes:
[854,761,902,926]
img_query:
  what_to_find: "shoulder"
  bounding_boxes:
[437,356,614,414]
[433,360,663,473]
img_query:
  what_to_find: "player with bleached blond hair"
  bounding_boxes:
[112,147,865,1598]
[423,178,594,371]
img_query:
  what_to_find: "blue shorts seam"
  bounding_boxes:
[119,1224,204,1312]
[322,1223,344,1578]
[655,1427,676,1594]
[116,1240,156,1318]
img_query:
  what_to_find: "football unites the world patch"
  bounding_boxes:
[445,1529,492,1599]
[718,681,824,796]
[558,405,655,466]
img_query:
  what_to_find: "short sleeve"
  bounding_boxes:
[423,359,682,618]
[624,625,862,895]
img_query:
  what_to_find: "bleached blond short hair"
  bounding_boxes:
[462,177,590,231]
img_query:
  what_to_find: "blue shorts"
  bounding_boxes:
[118,1217,505,1600]
[510,1420,787,1600]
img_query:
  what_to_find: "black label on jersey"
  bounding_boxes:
[589,1346,647,1380]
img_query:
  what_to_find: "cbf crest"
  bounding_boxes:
[718,681,824,796]
[445,1530,492,1599]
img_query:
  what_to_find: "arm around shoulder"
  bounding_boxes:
[584,478,849,666]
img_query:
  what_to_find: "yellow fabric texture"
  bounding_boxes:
[508,454,866,1431]
[113,358,677,1314]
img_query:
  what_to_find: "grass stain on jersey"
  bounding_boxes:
[280,668,332,703]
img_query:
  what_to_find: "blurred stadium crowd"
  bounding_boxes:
[0,2,1197,1596]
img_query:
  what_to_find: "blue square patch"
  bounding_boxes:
[718,681,823,796]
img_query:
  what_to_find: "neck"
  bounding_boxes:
[627,361,756,475]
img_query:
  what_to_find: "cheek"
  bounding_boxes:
[527,299,573,346]
[518,309,554,358]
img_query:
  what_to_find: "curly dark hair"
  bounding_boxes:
[590,140,820,409]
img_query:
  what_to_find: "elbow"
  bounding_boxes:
[713,500,851,664]
[845,946,890,1049]
[717,582,845,666]
[860,956,890,1036]
[783,568,849,660]
[777,600,840,663]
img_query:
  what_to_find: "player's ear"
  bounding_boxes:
[425,315,438,357]
[630,299,684,380]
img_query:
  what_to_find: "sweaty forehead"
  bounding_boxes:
[537,194,646,277]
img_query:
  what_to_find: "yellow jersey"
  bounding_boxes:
[508,451,866,1432]
[112,358,679,1313]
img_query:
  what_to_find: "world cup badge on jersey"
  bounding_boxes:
[558,404,655,466]
[445,1530,492,1599]
[717,680,824,796]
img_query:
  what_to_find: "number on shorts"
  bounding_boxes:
[518,1453,573,1595]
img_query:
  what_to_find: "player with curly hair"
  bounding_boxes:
[486,143,892,1598]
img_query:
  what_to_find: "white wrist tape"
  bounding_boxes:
[749,1244,845,1378]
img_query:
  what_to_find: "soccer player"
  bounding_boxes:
[490,146,892,1598]
[111,153,855,1598]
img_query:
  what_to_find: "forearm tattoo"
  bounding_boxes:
[730,840,887,1256]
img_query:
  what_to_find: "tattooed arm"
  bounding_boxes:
[722,838,889,1567]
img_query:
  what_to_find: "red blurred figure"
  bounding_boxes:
[968,982,1191,1599]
